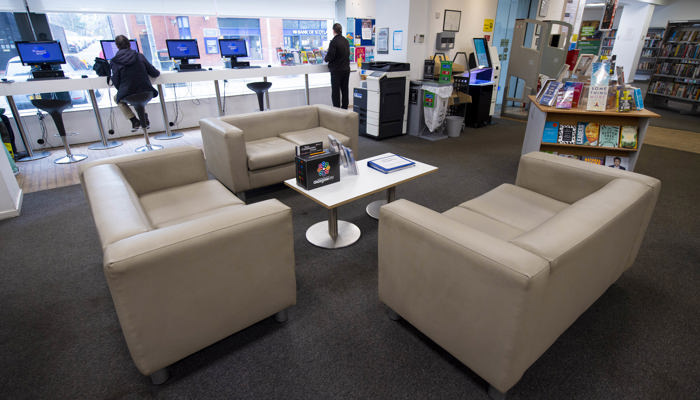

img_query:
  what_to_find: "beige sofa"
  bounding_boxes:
[378,152,661,398]
[79,146,296,383]
[199,104,359,195]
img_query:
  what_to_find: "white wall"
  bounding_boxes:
[613,2,655,83]
[346,0,375,18]
[374,0,410,63]
[427,0,499,61]
[650,0,700,28]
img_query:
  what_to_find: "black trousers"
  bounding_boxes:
[330,70,350,109]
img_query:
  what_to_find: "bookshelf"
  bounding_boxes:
[522,95,660,171]
[645,21,700,112]
[599,29,617,57]
[635,27,665,81]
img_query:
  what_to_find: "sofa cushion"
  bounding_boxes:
[443,206,525,241]
[246,137,297,170]
[140,180,245,228]
[459,183,569,232]
[279,127,352,149]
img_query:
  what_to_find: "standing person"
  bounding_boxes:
[325,23,350,109]
[110,35,160,131]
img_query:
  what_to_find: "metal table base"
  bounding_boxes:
[306,208,361,249]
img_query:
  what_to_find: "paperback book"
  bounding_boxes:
[579,122,599,146]
[581,156,604,165]
[617,88,634,112]
[605,155,630,170]
[558,124,576,144]
[542,121,560,143]
[598,125,621,148]
[619,126,638,149]
[587,85,609,111]
[539,81,563,107]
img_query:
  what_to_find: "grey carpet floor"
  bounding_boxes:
[1,118,698,399]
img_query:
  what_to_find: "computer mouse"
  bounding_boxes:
[208,67,212,70]
[1,78,6,82]
[81,75,88,78]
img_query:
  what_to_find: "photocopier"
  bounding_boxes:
[353,61,411,139]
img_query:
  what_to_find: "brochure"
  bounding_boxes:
[367,154,416,174]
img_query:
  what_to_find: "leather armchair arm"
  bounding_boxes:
[317,104,359,155]
[199,117,250,193]
[102,199,296,375]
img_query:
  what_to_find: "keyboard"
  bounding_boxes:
[28,76,70,81]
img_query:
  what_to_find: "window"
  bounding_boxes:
[176,16,191,39]
[217,18,262,60]
[282,19,327,50]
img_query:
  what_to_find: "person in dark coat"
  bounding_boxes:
[324,23,350,109]
[110,35,160,131]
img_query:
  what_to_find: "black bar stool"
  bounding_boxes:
[30,93,87,164]
[122,91,162,152]
[246,82,272,111]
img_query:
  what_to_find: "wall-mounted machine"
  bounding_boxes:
[435,32,455,51]
[353,61,411,140]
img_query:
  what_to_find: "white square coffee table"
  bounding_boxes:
[284,153,438,249]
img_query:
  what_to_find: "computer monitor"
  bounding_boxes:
[218,38,249,67]
[15,41,66,70]
[100,39,139,61]
[166,39,200,65]
[472,37,492,69]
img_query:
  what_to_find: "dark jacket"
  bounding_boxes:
[325,34,350,73]
[110,48,160,103]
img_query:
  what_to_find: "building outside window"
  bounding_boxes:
[217,18,262,60]
[282,19,327,50]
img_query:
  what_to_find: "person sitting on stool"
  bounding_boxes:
[324,23,350,109]
[110,35,160,131]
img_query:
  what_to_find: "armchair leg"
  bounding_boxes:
[488,385,507,400]
[274,309,288,323]
[150,368,169,385]
[386,307,401,321]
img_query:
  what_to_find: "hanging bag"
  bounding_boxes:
[93,57,111,85]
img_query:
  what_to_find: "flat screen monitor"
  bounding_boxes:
[166,39,200,62]
[100,39,139,61]
[219,38,248,58]
[473,38,491,69]
[15,41,66,68]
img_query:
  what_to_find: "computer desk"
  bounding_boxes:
[0,64,340,161]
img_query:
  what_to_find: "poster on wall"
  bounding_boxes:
[377,28,389,54]
[354,18,375,46]
[600,0,618,31]
[393,30,403,51]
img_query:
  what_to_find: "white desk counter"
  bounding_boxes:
[1,63,339,161]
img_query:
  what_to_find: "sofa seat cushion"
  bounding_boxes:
[279,127,351,149]
[246,137,297,170]
[140,180,245,228]
[443,206,525,241]
[459,183,569,232]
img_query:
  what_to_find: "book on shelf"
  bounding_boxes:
[542,121,559,143]
[619,126,638,149]
[586,85,609,111]
[598,125,621,147]
[605,155,629,170]
[558,154,579,160]
[617,88,634,112]
[367,154,416,174]
[538,81,563,106]
[580,122,600,145]
[581,156,604,165]
[558,124,576,144]
[632,87,645,110]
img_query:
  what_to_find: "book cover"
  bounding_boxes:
[619,125,638,149]
[569,82,584,108]
[355,47,366,63]
[558,153,580,159]
[300,51,309,64]
[539,81,563,107]
[555,86,575,109]
[582,122,600,145]
[587,85,608,111]
[598,125,621,147]
[605,155,629,170]
[617,88,633,112]
[632,87,645,110]
[542,121,560,143]
[558,123,576,144]
[575,122,587,145]
[581,156,604,165]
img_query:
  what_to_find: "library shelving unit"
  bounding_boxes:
[522,95,660,171]
[599,29,617,57]
[645,20,700,113]
[635,27,665,81]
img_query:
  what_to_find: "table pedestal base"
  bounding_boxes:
[306,218,360,249]
[366,187,396,220]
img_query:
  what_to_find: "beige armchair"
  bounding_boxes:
[199,104,359,196]
[80,146,296,384]
[378,152,661,398]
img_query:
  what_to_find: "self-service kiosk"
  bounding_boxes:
[353,61,411,139]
